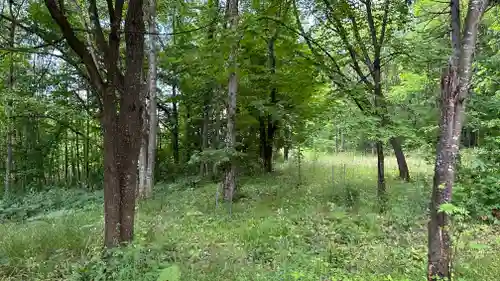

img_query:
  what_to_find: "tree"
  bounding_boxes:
[3,0,15,199]
[223,0,239,201]
[427,0,490,279]
[294,0,411,189]
[42,0,146,247]
[144,0,158,198]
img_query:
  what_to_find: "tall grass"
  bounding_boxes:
[0,153,498,281]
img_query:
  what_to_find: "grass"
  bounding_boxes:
[1,153,499,281]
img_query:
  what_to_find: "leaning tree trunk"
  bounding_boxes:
[223,0,239,201]
[427,0,488,279]
[390,137,410,182]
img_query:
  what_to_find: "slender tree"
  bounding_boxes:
[223,0,239,201]
[3,0,15,199]
[144,0,158,198]
[427,0,489,279]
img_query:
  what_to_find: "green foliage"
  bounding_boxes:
[1,155,498,281]
[157,264,181,281]
[0,189,103,222]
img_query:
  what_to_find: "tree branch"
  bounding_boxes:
[44,0,104,93]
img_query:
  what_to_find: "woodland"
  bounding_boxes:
[0,0,499,280]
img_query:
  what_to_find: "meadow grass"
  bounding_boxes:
[0,153,499,281]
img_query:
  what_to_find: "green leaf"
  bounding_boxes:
[157,264,181,281]
[438,203,457,215]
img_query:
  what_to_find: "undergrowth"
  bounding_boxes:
[0,153,499,281]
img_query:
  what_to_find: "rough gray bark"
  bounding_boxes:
[137,102,148,197]
[427,0,489,279]
[143,0,158,198]
[223,0,239,201]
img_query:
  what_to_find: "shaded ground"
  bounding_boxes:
[1,153,499,280]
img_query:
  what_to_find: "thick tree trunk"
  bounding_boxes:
[117,0,145,243]
[101,98,121,247]
[427,0,487,279]
[223,0,239,201]
[390,137,410,182]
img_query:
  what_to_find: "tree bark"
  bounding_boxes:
[4,1,15,199]
[259,116,266,164]
[137,104,148,197]
[264,36,278,173]
[427,0,488,279]
[44,0,146,247]
[171,84,180,165]
[390,137,410,182]
[143,0,158,198]
[200,0,218,177]
[376,140,386,212]
[223,0,239,201]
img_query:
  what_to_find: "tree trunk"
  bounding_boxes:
[284,125,291,161]
[76,132,81,182]
[373,55,386,212]
[223,0,239,201]
[45,0,145,247]
[264,36,278,173]
[137,106,148,197]
[65,131,69,181]
[390,137,410,182]
[85,110,90,186]
[200,98,210,176]
[200,0,218,177]
[144,0,158,198]
[171,84,180,165]
[4,2,15,199]
[376,140,386,212]
[101,101,121,247]
[427,0,488,279]
[259,116,266,165]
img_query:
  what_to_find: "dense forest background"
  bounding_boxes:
[0,0,499,280]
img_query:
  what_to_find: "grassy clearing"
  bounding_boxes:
[1,153,499,281]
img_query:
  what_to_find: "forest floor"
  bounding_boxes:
[1,153,499,281]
